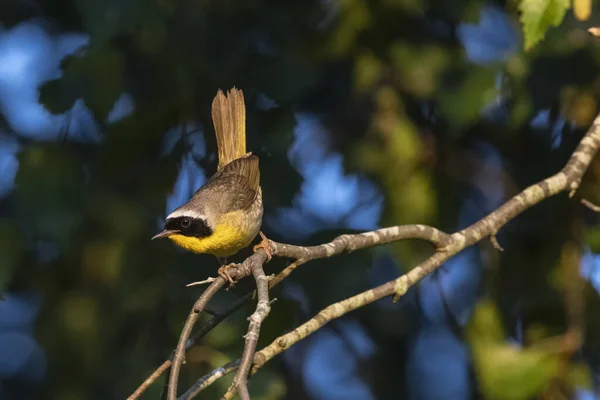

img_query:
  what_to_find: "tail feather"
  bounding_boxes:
[211,88,247,170]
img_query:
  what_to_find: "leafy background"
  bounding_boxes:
[1,0,600,399]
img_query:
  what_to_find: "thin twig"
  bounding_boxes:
[166,278,226,400]
[187,277,218,287]
[269,260,304,287]
[581,198,600,212]
[222,264,271,400]
[490,235,504,251]
[128,360,172,400]
[177,360,241,400]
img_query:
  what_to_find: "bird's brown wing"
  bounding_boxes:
[198,155,260,212]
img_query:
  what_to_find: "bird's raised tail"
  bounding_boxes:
[211,88,247,170]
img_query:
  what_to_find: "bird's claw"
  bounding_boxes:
[253,231,273,261]
[218,264,236,289]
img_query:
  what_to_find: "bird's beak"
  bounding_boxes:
[152,230,178,240]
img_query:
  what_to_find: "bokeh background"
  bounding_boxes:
[2,0,600,399]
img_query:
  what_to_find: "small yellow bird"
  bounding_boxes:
[152,88,270,282]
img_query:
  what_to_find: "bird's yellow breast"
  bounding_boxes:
[168,211,257,258]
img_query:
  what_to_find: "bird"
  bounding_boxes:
[152,88,271,283]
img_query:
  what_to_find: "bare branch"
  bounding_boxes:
[166,278,226,400]
[178,360,241,400]
[128,360,171,400]
[270,224,450,261]
[248,115,600,373]
[581,198,600,212]
[165,115,600,398]
[222,264,271,400]
[167,252,268,400]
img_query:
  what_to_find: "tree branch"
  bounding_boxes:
[175,113,600,398]
[222,264,271,400]
[167,252,268,400]
[269,224,450,260]
[178,360,241,400]
[166,278,226,400]
[150,116,600,399]
[250,115,600,370]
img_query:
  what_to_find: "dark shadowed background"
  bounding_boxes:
[1,0,600,399]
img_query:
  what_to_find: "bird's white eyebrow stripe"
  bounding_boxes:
[167,209,206,220]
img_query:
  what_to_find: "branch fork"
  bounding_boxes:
[130,114,600,400]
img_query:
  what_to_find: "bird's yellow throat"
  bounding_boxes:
[167,214,253,258]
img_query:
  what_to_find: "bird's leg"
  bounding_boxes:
[253,231,273,261]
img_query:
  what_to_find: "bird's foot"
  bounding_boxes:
[218,264,236,288]
[253,231,273,262]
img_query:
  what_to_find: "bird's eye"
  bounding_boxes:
[181,218,191,228]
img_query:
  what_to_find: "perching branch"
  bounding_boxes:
[162,225,447,399]
[165,252,268,400]
[250,115,600,372]
[152,115,600,400]
[222,264,271,400]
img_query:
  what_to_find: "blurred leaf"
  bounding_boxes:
[389,42,450,97]
[75,0,141,44]
[519,0,570,50]
[473,341,560,400]
[327,0,371,56]
[573,0,591,21]
[466,300,506,343]
[0,220,24,293]
[560,88,597,128]
[82,240,125,285]
[249,369,287,400]
[439,66,498,129]
[39,76,82,115]
[355,51,383,92]
[203,321,244,348]
[585,225,600,253]
[39,47,124,122]
[565,363,592,389]
[467,301,561,400]
[14,145,85,249]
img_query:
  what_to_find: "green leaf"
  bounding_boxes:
[519,0,571,50]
